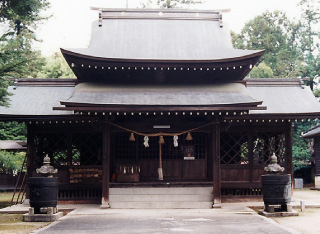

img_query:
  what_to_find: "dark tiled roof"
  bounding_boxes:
[62,82,261,107]
[0,140,27,150]
[1,78,320,117]
[302,125,320,138]
[0,79,75,116]
[246,78,320,115]
[62,9,262,62]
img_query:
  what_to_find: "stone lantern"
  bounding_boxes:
[261,153,292,213]
[23,155,62,222]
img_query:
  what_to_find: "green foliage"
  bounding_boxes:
[233,11,300,77]
[292,120,318,171]
[296,0,320,89]
[37,53,75,78]
[232,0,320,83]
[140,0,204,8]
[249,63,274,78]
[0,122,26,140]
[0,151,25,175]
[0,0,49,105]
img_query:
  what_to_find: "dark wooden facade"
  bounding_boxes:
[302,125,320,188]
[22,112,294,204]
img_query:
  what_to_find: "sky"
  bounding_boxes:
[35,0,302,56]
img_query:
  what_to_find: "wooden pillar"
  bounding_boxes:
[101,123,111,208]
[286,122,293,191]
[314,137,320,188]
[248,125,254,183]
[26,124,35,200]
[212,123,221,208]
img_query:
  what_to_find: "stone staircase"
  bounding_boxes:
[109,187,213,209]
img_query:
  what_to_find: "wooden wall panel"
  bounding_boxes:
[183,160,206,179]
[221,167,250,182]
[163,160,182,178]
[252,168,266,182]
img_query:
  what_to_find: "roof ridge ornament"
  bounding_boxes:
[98,9,102,27]
[219,11,223,28]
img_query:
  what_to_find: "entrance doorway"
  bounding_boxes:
[111,132,208,181]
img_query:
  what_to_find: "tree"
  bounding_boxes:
[0,0,49,105]
[37,53,75,78]
[140,0,204,8]
[233,11,300,78]
[249,63,274,78]
[292,120,319,171]
[297,0,320,90]
[0,122,26,140]
[0,150,25,175]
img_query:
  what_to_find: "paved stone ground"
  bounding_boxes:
[32,209,295,234]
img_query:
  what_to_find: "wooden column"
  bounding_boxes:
[101,122,111,208]
[26,124,35,200]
[212,123,221,208]
[286,122,293,192]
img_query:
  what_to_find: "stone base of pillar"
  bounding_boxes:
[315,176,320,189]
[212,203,222,208]
[100,198,110,209]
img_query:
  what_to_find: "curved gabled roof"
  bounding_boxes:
[62,17,263,62]
[61,9,263,82]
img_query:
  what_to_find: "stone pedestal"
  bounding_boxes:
[23,207,63,222]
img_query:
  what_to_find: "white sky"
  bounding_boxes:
[36,0,301,56]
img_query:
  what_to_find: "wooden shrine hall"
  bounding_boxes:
[1,9,320,208]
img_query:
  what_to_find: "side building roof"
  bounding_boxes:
[246,78,320,117]
[0,79,75,119]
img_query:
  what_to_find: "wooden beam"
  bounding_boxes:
[212,123,221,208]
[100,123,111,208]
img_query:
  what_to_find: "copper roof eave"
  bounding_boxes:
[60,48,265,64]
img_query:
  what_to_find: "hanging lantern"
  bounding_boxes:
[186,132,193,141]
[129,132,135,141]
[173,135,178,147]
[159,135,165,144]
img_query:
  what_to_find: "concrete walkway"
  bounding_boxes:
[1,189,320,234]
[32,208,296,234]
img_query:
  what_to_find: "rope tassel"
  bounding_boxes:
[129,132,135,141]
[159,135,165,144]
[186,132,193,141]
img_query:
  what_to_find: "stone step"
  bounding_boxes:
[109,201,213,209]
[110,187,213,195]
[109,194,213,202]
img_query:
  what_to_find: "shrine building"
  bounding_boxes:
[1,9,320,208]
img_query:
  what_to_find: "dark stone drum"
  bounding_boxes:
[261,174,291,205]
[28,177,58,213]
